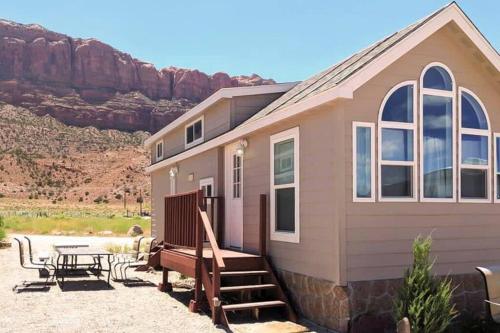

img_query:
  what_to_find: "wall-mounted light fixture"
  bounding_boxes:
[169,166,178,178]
[188,173,194,182]
[236,139,248,156]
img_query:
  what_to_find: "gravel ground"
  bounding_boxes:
[0,235,225,333]
[1,235,331,333]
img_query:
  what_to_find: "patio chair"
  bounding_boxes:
[12,238,56,292]
[111,236,144,280]
[24,236,53,270]
[476,266,500,324]
[121,237,156,282]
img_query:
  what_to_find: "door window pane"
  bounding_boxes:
[274,139,294,185]
[275,188,295,232]
[461,169,487,198]
[461,135,488,165]
[356,126,371,198]
[381,128,413,161]
[423,95,453,198]
[381,165,412,197]
[381,85,414,123]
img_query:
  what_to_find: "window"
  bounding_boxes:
[378,82,416,201]
[420,63,455,202]
[459,88,490,201]
[185,116,204,148]
[353,122,374,202]
[270,127,299,243]
[200,177,214,197]
[495,134,500,203]
[155,140,164,161]
[232,154,242,199]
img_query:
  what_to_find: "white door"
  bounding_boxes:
[225,143,243,249]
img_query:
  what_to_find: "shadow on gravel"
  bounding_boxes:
[13,281,55,293]
[59,280,114,292]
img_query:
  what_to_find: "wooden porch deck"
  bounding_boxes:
[159,190,296,327]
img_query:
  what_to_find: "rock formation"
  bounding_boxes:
[0,19,274,132]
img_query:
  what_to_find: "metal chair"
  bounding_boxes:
[112,236,144,281]
[477,266,500,324]
[121,237,156,282]
[12,238,56,292]
[24,236,53,266]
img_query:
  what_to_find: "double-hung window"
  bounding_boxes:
[185,116,204,148]
[459,88,490,201]
[270,127,299,243]
[155,140,164,162]
[420,64,455,202]
[353,122,375,202]
[378,82,417,201]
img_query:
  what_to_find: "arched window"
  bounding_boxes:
[459,88,490,201]
[378,81,416,201]
[420,63,455,201]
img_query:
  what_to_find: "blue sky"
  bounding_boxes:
[4,1,498,82]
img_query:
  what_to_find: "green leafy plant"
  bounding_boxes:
[0,215,5,241]
[394,235,457,333]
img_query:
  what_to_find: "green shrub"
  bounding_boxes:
[0,216,5,241]
[394,235,457,333]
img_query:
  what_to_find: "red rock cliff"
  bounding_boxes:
[0,19,274,132]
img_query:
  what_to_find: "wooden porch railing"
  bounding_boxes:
[164,191,198,248]
[163,190,270,325]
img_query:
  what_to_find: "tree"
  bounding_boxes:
[394,235,457,333]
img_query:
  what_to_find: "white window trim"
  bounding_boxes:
[270,127,300,243]
[184,116,205,149]
[458,87,491,203]
[199,177,215,196]
[352,122,375,202]
[155,140,164,162]
[378,81,418,202]
[419,62,457,203]
[494,133,500,203]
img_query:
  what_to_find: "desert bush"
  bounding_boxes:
[394,235,457,333]
[94,196,103,204]
[0,216,6,241]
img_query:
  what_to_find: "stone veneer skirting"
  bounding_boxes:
[277,269,486,333]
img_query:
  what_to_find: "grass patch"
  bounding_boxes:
[3,214,150,236]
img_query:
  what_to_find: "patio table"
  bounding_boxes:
[55,247,113,288]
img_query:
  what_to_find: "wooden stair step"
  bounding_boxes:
[220,283,276,292]
[211,270,269,277]
[223,300,286,311]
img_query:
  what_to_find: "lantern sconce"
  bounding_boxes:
[236,139,248,156]
[169,166,178,178]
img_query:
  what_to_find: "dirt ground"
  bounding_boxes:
[0,235,329,333]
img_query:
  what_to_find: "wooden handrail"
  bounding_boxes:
[198,207,226,269]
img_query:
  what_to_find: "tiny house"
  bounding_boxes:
[145,3,499,331]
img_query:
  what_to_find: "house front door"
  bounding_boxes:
[224,143,243,249]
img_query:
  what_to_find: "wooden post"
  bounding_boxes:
[158,267,172,292]
[218,198,225,246]
[189,189,204,312]
[259,194,267,257]
[212,255,221,324]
